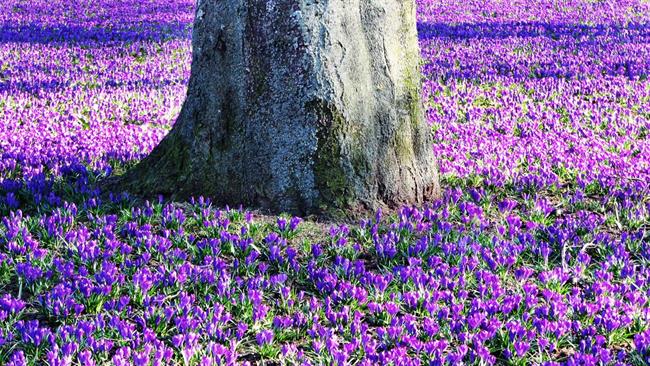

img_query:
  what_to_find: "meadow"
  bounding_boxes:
[0,0,649,365]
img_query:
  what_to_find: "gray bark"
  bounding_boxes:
[121,0,440,215]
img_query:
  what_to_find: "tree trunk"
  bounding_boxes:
[120,0,440,215]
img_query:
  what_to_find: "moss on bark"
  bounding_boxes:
[310,101,353,210]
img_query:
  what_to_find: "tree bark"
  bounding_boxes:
[119,0,440,215]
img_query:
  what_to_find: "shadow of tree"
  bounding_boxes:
[417,21,650,81]
[0,22,192,46]
[417,20,650,41]
[0,77,190,93]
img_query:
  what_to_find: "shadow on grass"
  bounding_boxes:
[416,21,650,81]
[0,76,190,94]
[417,20,650,41]
[0,22,192,46]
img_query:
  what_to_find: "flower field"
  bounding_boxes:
[0,0,649,365]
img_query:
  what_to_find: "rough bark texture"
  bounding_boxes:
[121,0,440,215]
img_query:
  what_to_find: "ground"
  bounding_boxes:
[0,0,649,365]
